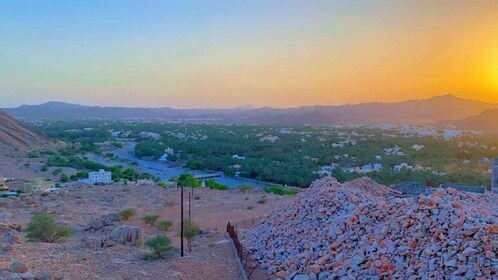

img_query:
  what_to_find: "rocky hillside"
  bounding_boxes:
[0,109,45,151]
[245,177,497,279]
[450,108,498,134]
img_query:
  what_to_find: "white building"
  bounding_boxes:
[316,165,335,177]
[232,154,246,160]
[443,129,461,141]
[84,169,112,184]
[412,144,425,151]
[393,163,413,172]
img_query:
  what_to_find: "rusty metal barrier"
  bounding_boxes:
[227,218,264,279]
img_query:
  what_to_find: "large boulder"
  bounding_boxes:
[103,226,141,246]
[85,213,121,232]
[9,261,28,273]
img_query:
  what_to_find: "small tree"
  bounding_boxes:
[144,235,172,260]
[26,214,73,243]
[182,219,200,252]
[119,208,136,221]
[143,214,160,227]
[60,174,69,183]
[156,220,173,231]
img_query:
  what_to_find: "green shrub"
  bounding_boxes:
[205,179,229,190]
[26,214,73,243]
[264,186,299,196]
[164,198,176,207]
[143,214,160,227]
[158,182,168,188]
[144,235,173,260]
[177,173,200,188]
[135,239,144,247]
[182,219,200,252]
[27,151,40,158]
[41,165,48,172]
[156,220,173,231]
[60,174,69,183]
[119,208,137,221]
[194,195,201,200]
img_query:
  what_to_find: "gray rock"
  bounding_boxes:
[106,225,140,245]
[461,248,478,257]
[443,259,457,267]
[9,261,28,273]
[34,271,53,280]
[318,271,331,280]
[349,257,364,267]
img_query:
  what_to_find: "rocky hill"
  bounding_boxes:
[245,177,497,279]
[0,109,46,151]
[450,108,498,134]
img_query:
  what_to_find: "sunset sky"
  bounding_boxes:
[1,1,498,108]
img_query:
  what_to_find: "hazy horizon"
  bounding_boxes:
[3,93,497,110]
[1,1,498,108]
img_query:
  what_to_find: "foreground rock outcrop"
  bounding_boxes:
[245,177,498,279]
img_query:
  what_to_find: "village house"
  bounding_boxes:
[232,154,246,160]
[393,163,413,172]
[412,144,424,151]
[23,178,53,193]
[79,169,113,184]
[316,165,335,177]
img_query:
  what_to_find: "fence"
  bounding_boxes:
[227,217,264,279]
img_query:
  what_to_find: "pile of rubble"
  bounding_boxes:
[245,177,498,279]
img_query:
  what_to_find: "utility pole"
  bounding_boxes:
[180,185,184,257]
[188,191,192,220]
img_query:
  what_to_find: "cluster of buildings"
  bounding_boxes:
[159,147,175,162]
[259,135,280,143]
[384,145,405,156]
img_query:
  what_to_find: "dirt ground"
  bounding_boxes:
[0,183,294,280]
[0,150,76,182]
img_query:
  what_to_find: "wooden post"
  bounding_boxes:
[188,191,191,220]
[180,185,184,257]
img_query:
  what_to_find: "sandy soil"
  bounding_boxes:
[0,183,293,280]
[0,151,76,182]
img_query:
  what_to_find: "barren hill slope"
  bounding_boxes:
[450,108,498,133]
[0,109,45,151]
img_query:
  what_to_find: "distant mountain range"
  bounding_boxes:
[4,95,498,127]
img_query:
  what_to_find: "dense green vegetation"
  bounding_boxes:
[31,120,498,189]
[45,154,154,182]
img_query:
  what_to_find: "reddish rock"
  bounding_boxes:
[310,265,321,274]
[275,271,286,278]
